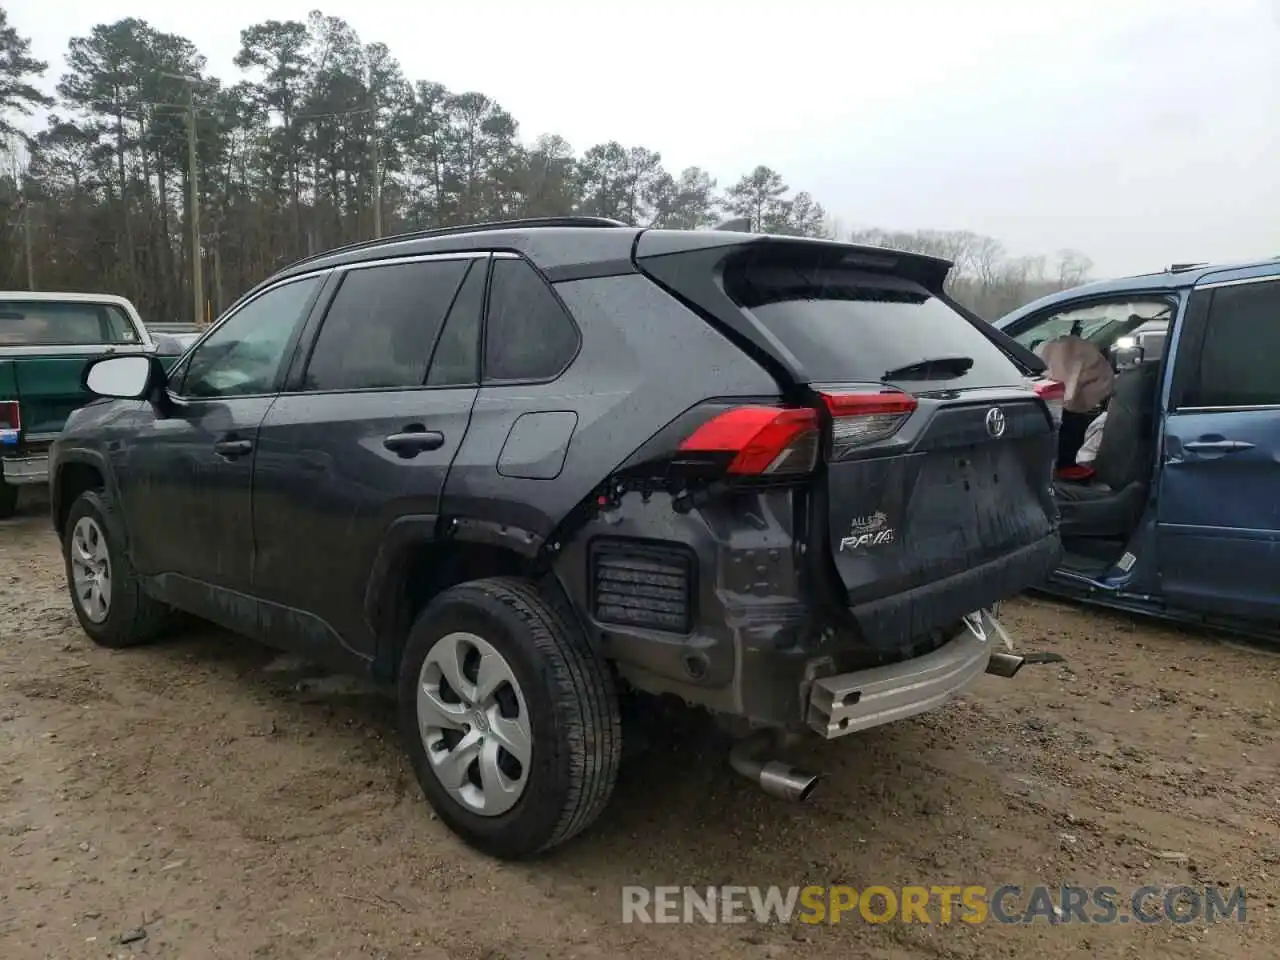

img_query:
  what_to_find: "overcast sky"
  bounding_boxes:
[6,0,1279,277]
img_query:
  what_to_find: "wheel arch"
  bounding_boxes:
[52,450,116,541]
[364,514,587,683]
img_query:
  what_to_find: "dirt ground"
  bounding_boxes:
[2,492,1277,960]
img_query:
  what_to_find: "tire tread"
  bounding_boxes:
[454,577,621,853]
[65,489,170,648]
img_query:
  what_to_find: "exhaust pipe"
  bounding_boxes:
[986,651,1025,678]
[728,731,822,802]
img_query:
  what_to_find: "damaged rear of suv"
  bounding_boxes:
[57,218,1062,860]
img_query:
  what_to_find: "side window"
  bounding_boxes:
[1188,279,1280,407]
[483,258,579,382]
[180,276,322,399]
[302,258,470,391]
[1012,299,1171,353]
[426,259,485,386]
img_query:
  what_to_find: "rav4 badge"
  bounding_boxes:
[840,511,897,552]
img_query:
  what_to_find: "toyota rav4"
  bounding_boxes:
[51,217,1063,859]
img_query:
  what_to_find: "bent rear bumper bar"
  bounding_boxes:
[806,608,1006,739]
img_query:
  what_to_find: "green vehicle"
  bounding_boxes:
[0,292,185,518]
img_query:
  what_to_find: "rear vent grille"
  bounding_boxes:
[590,539,695,634]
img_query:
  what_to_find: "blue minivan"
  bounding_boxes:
[994,257,1280,639]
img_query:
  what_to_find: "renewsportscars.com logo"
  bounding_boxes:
[621,885,1247,925]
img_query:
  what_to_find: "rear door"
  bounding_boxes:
[252,252,487,660]
[1158,273,1280,621]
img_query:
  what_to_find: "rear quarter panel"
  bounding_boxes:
[442,272,781,542]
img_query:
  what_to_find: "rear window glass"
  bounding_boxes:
[730,270,1024,388]
[0,301,139,347]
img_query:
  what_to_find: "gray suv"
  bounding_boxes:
[50,217,1062,859]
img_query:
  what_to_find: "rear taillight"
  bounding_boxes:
[0,400,19,445]
[678,406,820,476]
[821,389,918,459]
[1032,379,1065,427]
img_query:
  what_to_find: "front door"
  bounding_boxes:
[252,253,488,660]
[1158,273,1280,621]
[120,273,326,629]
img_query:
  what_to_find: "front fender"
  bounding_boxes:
[49,444,118,540]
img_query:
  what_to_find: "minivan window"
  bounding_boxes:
[303,258,470,391]
[1189,278,1280,407]
[732,270,1024,388]
[1012,300,1171,354]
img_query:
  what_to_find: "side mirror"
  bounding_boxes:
[83,354,161,399]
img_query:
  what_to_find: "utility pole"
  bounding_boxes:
[367,67,382,239]
[185,83,203,326]
[159,72,207,326]
[20,198,34,290]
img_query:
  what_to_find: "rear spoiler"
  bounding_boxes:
[634,230,1046,386]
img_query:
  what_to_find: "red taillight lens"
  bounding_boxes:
[1032,379,1065,426]
[679,406,820,475]
[820,389,917,459]
[0,400,19,433]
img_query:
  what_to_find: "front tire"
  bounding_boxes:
[63,489,171,648]
[398,577,621,859]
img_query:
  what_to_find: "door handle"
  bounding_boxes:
[213,438,254,457]
[1184,439,1254,453]
[383,430,444,457]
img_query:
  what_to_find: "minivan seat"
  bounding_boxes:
[1054,361,1161,538]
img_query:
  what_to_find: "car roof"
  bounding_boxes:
[272,217,645,284]
[249,216,956,313]
[0,290,140,311]
[995,256,1280,328]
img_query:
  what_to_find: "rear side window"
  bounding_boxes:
[728,267,1024,388]
[0,301,139,346]
[1188,278,1280,407]
[302,258,470,391]
[483,258,579,382]
[427,259,485,386]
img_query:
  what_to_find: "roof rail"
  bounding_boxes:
[1166,262,1207,273]
[286,216,631,270]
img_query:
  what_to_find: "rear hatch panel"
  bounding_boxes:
[822,390,1058,649]
[634,232,1061,649]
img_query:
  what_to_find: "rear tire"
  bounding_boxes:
[398,577,621,859]
[63,489,171,648]
[0,479,16,519]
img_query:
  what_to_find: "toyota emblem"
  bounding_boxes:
[985,407,1006,439]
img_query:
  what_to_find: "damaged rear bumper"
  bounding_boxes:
[805,607,1007,739]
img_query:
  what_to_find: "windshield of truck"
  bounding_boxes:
[0,301,140,347]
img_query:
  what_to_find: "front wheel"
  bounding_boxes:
[398,577,621,859]
[63,489,171,648]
